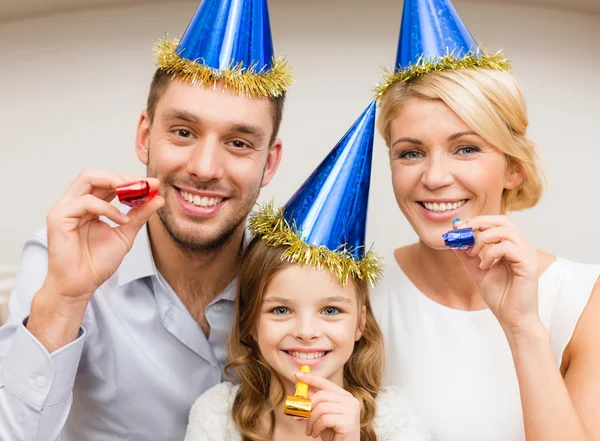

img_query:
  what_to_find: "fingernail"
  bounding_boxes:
[479,261,484,269]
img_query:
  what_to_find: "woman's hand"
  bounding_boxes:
[453,216,542,336]
[294,371,361,441]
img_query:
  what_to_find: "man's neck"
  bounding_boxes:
[147,214,244,308]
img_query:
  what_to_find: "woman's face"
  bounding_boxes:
[388,97,522,249]
[255,265,365,392]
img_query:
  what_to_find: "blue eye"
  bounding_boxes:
[270,307,290,315]
[322,306,340,316]
[457,146,481,156]
[399,150,424,160]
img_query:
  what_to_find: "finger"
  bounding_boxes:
[309,390,345,408]
[307,414,339,438]
[59,169,136,203]
[480,242,521,271]
[295,372,352,395]
[467,226,521,257]
[459,215,517,233]
[306,402,346,434]
[114,195,164,245]
[452,247,487,286]
[55,194,129,227]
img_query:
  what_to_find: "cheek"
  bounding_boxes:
[391,165,419,201]
[227,155,267,186]
[456,161,504,193]
[256,319,285,352]
[150,142,191,173]
[329,319,359,350]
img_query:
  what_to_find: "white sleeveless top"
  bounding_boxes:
[185,382,431,441]
[371,253,600,441]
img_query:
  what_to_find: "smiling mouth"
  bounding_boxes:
[178,189,226,207]
[283,350,332,360]
[419,200,467,213]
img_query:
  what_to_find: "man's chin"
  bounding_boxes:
[158,211,244,252]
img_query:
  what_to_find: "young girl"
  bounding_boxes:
[184,103,430,441]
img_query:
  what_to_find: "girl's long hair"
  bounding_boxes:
[226,237,385,441]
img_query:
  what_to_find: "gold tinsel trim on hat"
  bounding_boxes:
[249,203,383,287]
[375,49,511,99]
[154,36,293,98]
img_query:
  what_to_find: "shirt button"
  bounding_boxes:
[34,376,46,387]
[212,304,221,312]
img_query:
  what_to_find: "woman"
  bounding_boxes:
[371,0,600,440]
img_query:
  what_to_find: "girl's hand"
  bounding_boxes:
[294,371,361,441]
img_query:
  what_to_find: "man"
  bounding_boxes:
[0,0,292,439]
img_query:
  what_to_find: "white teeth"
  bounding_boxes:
[422,200,466,213]
[180,190,223,207]
[289,351,326,359]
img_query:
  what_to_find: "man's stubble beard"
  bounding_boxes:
[147,152,263,254]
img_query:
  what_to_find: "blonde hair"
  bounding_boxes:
[226,237,385,441]
[377,69,546,212]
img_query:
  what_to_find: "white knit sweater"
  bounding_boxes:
[185,382,431,441]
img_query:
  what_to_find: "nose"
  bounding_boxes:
[421,152,454,190]
[186,137,225,181]
[292,313,322,342]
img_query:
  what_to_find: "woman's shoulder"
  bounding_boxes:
[185,382,241,441]
[539,252,600,296]
[373,386,431,441]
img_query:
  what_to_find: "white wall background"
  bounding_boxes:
[1,0,599,276]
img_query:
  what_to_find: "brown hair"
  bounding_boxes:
[146,68,286,144]
[226,237,384,441]
[378,68,546,212]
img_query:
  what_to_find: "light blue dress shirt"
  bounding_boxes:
[0,224,238,440]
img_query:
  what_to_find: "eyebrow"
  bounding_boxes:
[229,123,266,143]
[262,295,352,304]
[162,108,200,124]
[392,137,423,148]
[447,130,480,141]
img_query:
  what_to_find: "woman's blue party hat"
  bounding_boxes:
[376,0,510,98]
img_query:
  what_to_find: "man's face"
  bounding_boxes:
[136,79,282,251]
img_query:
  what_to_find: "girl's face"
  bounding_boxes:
[388,97,523,249]
[255,265,365,390]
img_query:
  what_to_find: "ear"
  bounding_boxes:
[354,305,367,342]
[135,110,151,166]
[260,138,283,188]
[504,161,524,190]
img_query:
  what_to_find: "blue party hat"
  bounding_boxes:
[249,101,382,285]
[155,0,292,97]
[376,0,510,98]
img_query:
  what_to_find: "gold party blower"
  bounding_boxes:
[283,365,311,418]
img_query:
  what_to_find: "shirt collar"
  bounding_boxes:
[118,223,157,287]
[118,223,255,291]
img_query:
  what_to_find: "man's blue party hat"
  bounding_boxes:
[155,0,292,97]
